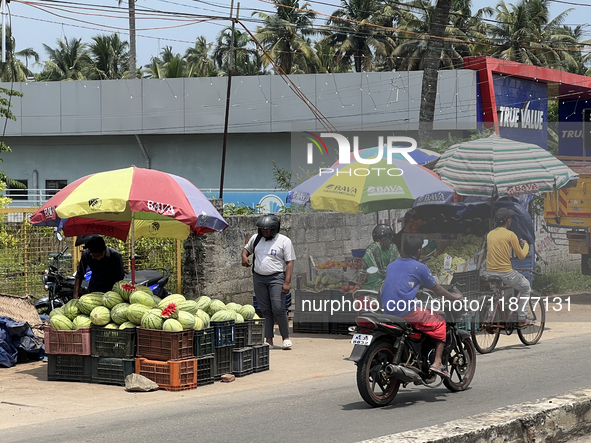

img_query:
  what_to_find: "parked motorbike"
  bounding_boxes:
[347,287,476,407]
[35,234,171,315]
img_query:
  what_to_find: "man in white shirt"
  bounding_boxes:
[242,214,296,350]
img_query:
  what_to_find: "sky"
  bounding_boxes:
[10,0,589,74]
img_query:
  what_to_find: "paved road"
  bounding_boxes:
[4,333,591,443]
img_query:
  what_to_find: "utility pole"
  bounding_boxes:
[219,1,239,200]
[1,0,6,63]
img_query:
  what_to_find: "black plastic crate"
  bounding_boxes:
[253,343,269,373]
[211,320,235,347]
[232,347,253,377]
[213,345,233,380]
[48,354,92,382]
[91,325,136,358]
[247,318,265,346]
[197,355,214,386]
[329,313,356,335]
[234,322,249,348]
[194,327,215,357]
[450,270,481,294]
[91,357,135,386]
[293,310,330,334]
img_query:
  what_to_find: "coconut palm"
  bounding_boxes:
[87,33,130,80]
[309,39,352,73]
[213,27,264,76]
[0,26,38,81]
[40,36,91,81]
[144,46,188,78]
[185,36,217,77]
[252,0,319,74]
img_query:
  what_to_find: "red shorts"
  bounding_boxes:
[402,307,446,342]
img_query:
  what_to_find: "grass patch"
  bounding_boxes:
[533,269,591,295]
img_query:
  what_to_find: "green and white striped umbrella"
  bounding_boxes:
[433,134,578,198]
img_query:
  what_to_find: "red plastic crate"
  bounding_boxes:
[136,328,194,361]
[44,326,91,355]
[135,357,197,391]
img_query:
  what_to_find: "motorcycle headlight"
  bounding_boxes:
[44,284,49,291]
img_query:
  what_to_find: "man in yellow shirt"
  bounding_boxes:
[485,208,531,327]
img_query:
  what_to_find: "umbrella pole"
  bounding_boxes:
[131,212,136,286]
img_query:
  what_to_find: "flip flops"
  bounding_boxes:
[430,365,450,379]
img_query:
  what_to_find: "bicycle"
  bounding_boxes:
[470,268,546,354]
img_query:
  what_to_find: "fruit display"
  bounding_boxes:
[315,260,357,269]
[403,217,427,233]
[427,235,484,274]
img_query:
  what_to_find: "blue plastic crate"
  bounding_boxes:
[253,291,292,310]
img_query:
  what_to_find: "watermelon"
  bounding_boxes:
[195,296,211,312]
[225,302,242,312]
[207,299,226,316]
[130,290,157,308]
[104,323,119,329]
[162,318,183,331]
[63,299,81,320]
[78,294,104,315]
[134,285,153,294]
[239,304,256,320]
[112,280,136,301]
[158,294,186,310]
[235,313,245,324]
[177,311,196,329]
[119,321,136,329]
[193,317,205,330]
[151,294,162,306]
[72,314,92,329]
[50,314,73,330]
[141,311,164,330]
[210,310,234,322]
[110,303,130,325]
[195,309,210,328]
[102,291,124,309]
[227,310,238,321]
[127,304,151,325]
[49,307,65,319]
[90,306,111,326]
[177,300,198,314]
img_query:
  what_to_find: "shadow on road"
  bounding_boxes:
[340,388,454,411]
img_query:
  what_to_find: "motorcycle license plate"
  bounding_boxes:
[351,334,373,346]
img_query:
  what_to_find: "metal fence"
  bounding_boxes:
[0,208,182,299]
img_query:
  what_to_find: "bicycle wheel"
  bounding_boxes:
[470,308,500,354]
[518,291,545,346]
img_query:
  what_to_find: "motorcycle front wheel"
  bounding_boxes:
[444,336,476,392]
[356,339,401,407]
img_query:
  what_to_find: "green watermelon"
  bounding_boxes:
[72,314,92,329]
[134,285,153,294]
[177,300,198,314]
[158,294,186,310]
[239,304,256,320]
[225,302,242,312]
[90,306,111,326]
[104,323,120,329]
[63,299,81,320]
[119,321,136,329]
[130,290,157,308]
[210,310,234,322]
[195,296,212,312]
[207,299,226,316]
[127,304,151,325]
[235,313,244,324]
[177,311,196,329]
[49,307,65,319]
[110,303,130,325]
[112,280,136,301]
[193,317,205,330]
[162,318,183,331]
[195,309,211,328]
[151,294,162,306]
[50,314,73,330]
[141,311,164,330]
[102,291,124,309]
[78,294,104,315]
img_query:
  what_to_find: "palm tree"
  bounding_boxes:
[40,36,91,81]
[144,46,188,78]
[87,33,130,80]
[309,39,352,73]
[0,26,38,81]
[252,0,319,74]
[185,36,217,77]
[213,27,264,76]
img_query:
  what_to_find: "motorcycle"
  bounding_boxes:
[347,286,476,407]
[35,233,171,315]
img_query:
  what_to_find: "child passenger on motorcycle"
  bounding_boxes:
[381,235,462,379]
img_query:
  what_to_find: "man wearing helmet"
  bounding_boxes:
[242,214,296,350]
[356,224,400,291]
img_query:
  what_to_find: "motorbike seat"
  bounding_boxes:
[360,312,411,328]
[124,269,164,286]
[481,275,504,285]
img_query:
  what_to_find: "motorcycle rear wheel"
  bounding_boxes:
[356,339,401,407]
[470,309,500,354]
[444,337,476,392]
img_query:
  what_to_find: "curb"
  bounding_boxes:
[359,388,591,443]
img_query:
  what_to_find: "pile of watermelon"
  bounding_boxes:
[48,280,258,333]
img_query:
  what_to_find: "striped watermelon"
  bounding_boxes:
[177,300,198,314]
[127,304,151,325]
[193,317,205,330]
[110,303,130,325]
[158,294,186,310]
[134,285,153,294]
[195,296,211,312]
[72,315,92,329]
[50,314,73,330]
[162,319,183,331]
[225,302,242,312]
[141,311,164,330]
[195,309,210,328]
[235,313,244,324]
[207,300,226,317]
[130,290,157,308]
[210,310,234,322]
[102,291,124,309]
[63,299,81,320]
[177,311,196,329]
[78,294,104,315]
[90,306,111,326]
[119,321,136,329]
[104,323,120,329]
[49,307,65,319]
[239,304,256,320]
[112,281,136,301]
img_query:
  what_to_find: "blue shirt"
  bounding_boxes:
[381,258,437,316]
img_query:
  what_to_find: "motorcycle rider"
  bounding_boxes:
[73,235,125,299]
[381,235,461,379]
[356,224,400,291]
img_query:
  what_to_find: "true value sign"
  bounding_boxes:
[497,101,545,130]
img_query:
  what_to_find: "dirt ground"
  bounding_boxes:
[1,295,590,431]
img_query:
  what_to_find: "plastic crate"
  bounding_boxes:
[247,318,265,346]
[293,311,330,334]
[235,323,249,348]
[253,291,292,311]
[136,327,194,361]
[213,345,233,380]
[91,325,136,358]
[211,320,235,347]
[450,270,481,294]
[329,313,357,335]
[44,326,91,355]
[197,355,214,386]
[135,357,197,391]
[47,354,92,382]
[91,357,135,386]
[194,327,215,357]
[253,343,270,373]
[232,347,253,377]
